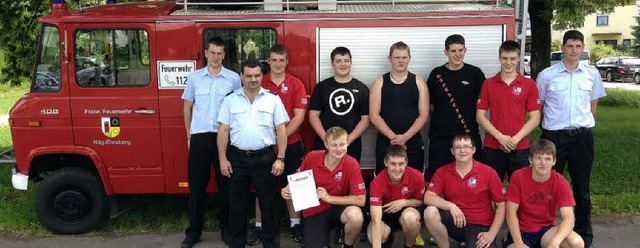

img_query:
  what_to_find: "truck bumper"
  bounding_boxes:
[12,167,28,190]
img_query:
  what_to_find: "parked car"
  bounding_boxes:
[550,50,590,66]
[523,52,531,75]
[594,56,640,82]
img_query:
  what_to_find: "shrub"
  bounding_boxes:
[599,88,640,108]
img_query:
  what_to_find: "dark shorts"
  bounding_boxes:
[282,140,304,187]
[381,206,424,231]
[482,147,529,180]
[439,209,496,248]
[504,225,554,248]
[303,205,348,248]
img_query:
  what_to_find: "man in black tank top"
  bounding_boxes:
[426,34,485,179]
[370,42,430,175]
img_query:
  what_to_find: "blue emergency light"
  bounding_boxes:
[53,0,65,3]
[107,0,118,3]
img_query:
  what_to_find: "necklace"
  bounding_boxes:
[390,73,407,82]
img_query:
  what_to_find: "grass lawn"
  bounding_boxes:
[0,88,638,236]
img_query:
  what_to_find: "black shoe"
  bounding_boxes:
[247,219,262,246]
[181,236,200,248]
[335,226,345,244]
[291,224,303,243]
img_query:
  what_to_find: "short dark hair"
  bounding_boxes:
[331,46,352,62]
[241,60,263,74]
[445,34,465,50]
[499,40,521,56]
[385,144,408,161]
[451,132,475,147]
[389,41,410,57]
[206,37,226,52]
[269,44,288,58]
[530,139,556,158]
[563,30,584,44]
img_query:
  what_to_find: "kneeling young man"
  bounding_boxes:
[505,139,584,248]
[368,144,425,248]
[423,133,506,248]
[281,126,366,248]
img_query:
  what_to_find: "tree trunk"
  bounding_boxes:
[528,0,553,80]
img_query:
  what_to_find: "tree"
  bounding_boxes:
[632,16,640,56]
[528,0,632,79]
[0,0,143,86]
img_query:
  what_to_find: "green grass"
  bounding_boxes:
[0,83,29,115]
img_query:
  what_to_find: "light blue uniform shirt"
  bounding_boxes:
[182,66,241,134]
[218,88,290,150]
[536,62,606,130]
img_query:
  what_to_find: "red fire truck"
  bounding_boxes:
[8,0,522,234]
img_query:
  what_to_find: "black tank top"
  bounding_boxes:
[380,72,419,134]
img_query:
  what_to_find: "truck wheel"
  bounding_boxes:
[606,71,613,82]
[34,167,108,234]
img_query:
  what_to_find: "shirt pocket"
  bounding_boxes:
[230,106,248,127]
[257,105,274,127]
[578,81,593,92]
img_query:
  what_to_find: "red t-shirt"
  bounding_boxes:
[369,167,425,207]
[506,167,576,232]
[476,73,541,149]
[262,73,308,144]
[427,161,506,226]
[296,150,366,217]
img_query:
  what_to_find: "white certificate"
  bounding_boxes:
[288,170,320,212]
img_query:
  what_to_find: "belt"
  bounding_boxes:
[544,127,590,136]
[229,145,273,156]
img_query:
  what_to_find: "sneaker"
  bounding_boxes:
[290,224,303,243]
[415,233,425,246]
[247,219,262,246]
[428,237,437,246]
[335,226,345,244]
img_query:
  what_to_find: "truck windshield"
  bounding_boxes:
[32,25,61,93]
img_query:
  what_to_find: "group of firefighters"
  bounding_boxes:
[180,29,604,248]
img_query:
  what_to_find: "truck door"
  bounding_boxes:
[67,23,164,194]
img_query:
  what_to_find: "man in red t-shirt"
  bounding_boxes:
[423,133,506,248]
[505,139,584,248]
[368,144,425,248]
[281,127,366,248]
[249,44,308,245]
[476,40,541,181]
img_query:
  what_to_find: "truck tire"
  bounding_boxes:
[34,167,108,234]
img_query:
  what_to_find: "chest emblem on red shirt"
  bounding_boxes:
[512,87,522,96]
[280,85,288,93]
[467,177,477,188]
[335,172,343,181]
[401,186,410,195]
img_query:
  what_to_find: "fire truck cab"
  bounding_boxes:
[9,0,518,234]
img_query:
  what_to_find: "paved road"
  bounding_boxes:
[603,80,640,90]
[0,215,639,248]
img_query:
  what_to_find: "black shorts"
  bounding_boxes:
[381,206,424,231]
[482,147,529,180]
[504,225,554,248]
[439,209,496,248]
[282,140,304,187]
[303,205,347,248]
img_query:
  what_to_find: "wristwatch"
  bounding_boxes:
[276,157,285,162]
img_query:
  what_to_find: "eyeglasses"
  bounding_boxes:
[452,145,474,151]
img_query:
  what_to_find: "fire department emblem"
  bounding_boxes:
[402,186,409,195]
[281,84,288,94]
[101,117,120,138]
[467,177,477,189]
[335,172,343,181]
[512,87,522,96]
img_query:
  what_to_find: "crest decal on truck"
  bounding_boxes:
[101,117,121,138]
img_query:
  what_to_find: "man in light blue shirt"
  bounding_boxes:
[217,60,289,248]
[181,37,241,248]
[536,30,605,248]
